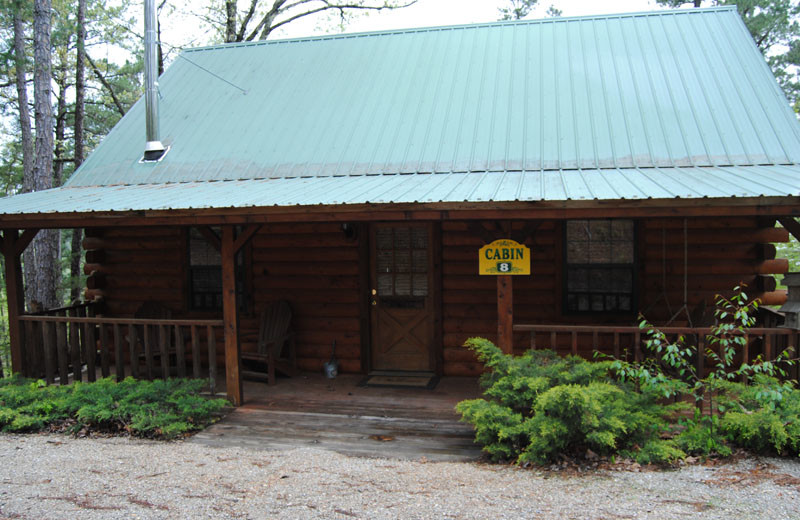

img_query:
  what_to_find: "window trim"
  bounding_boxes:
[561,219,638,316]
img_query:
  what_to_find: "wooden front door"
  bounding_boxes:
[369,223,434,372]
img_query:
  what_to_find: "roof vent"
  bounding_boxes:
[143,0,165,161]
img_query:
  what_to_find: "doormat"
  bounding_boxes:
[358,374,439,390]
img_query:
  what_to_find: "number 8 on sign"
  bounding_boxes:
[497,262,511,273]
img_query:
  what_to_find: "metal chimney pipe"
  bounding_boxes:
[143,0,165,160]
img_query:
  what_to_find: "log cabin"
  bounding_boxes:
[0,6,799,406]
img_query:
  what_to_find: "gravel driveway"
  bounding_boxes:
[1,433,798,519]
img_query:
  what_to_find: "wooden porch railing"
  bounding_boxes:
[513,323,800,380]
[18,305,223,393]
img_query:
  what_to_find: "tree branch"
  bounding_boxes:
[85,54,127,117]
[264,1,416,39]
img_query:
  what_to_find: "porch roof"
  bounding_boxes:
[0,165,799,217]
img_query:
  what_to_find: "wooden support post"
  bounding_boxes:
[1,229,35,375]
[496,275,513,355]
[222,225,243,405]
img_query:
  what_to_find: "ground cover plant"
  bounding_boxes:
[457,287,800,466]
[0,376,228,439]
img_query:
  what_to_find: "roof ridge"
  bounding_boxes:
[183,6,737,54]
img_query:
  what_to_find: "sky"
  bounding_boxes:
[159,0,671,52]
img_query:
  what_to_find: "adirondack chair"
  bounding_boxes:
[242,301,297,385]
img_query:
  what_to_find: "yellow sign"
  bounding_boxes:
[478,239,530,275]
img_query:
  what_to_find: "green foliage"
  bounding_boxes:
[0,376,227,439]
[633,439,687,465]
[457,338,686,464]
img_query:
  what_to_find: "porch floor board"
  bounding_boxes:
[190,374,484,462]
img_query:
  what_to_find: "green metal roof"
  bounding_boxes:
[1,6,798,219]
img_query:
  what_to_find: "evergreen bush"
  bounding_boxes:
[0,376,227,439]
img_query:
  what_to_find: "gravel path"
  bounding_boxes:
[1,434,799,519]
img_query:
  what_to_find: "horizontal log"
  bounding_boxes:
[442,291,555,305]
[443,348,479,363]
[258,262,360,276]
[84,249,105,264]
[642,217,760,229]
[642,259,789,276]
[83,288,183,302]
[295,330,360,344]
[256,222,350,235]
[442,232,556,247]
[82,237,182,251]
[642,244,765,260]
[252,247,358,263]
[442,276,555,291]
[83,263,182,276]
[441,220,557,232]
[86,273,105,290]
[295,343,361,360]
[641,227,789,244]
[251,233,354,248]
[105,250,182,264]
[253,276,359,291]
[761,291,788,306]
[252,289,359,304]
[296,358,361,374]
[103,275,184,290]
[93,226,180,239]
[442,363,484,377]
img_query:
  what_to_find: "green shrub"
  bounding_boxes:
[457,338,686,464]
[0,377,227,439]
[633,439,686,465]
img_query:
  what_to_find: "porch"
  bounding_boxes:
[191,373,483,461]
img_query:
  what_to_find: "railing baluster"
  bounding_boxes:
[42,321,55,384]
[550,331,556,351]
[56,311,69,384]
[571,331,578,355]
[100,324,110,378]
[159,325,169,380]
[144,324,154,380]
[175,325,186,378]
[765,333,773,362]
[530,331,536,351]
[84,318,96,382]
[128,324,139,379]
[634,331,641,362]
[591,330,598,354]
[207,325,217,395]
[70,308,82,383]
[114,323,124,381]
[613,332,620,359]
[191,325,201,379]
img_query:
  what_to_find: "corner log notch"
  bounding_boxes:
[221,224,260,406]
[0,229,39,374]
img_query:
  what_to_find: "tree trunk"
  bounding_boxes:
[33,0,59,310]
[71,0,87,303]
[226,0,238,42]
[53,58,68,187]
[13,3,38,309]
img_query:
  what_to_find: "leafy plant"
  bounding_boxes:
[456,338,686,465]
[0,376,227,439]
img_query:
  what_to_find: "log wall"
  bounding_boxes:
[83,216,788,378]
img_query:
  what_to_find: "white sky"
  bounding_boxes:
[160,0,670,51]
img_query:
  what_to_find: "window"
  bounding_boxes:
[188,227,246,311]
[565,219,635,313]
